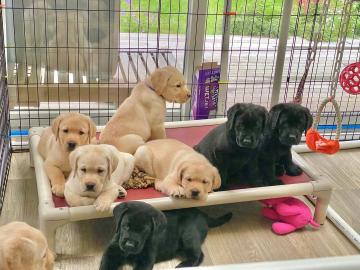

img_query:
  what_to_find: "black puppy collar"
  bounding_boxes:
[144,80,165,100]
[145,80,156,92]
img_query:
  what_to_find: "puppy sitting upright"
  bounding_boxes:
[259,103,313,181]
[64,144,134,211]
[100,201,232,270]
[194,103,268,188]
[100,66,190,154]
[38,112,96,197]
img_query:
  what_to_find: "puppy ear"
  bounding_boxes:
[212,166,221,190]
[107,150,117,175]
[259,106,269,132]
[104,146,132,185]
[87,117,97,144]
[106,156,114,182]
[45,248,56,270]
[176,161,188,185]
[151,211,167,235]
[51,114,64,141]
[269,104,285,132]
[113,203,128,232]
[69,147,82,174]
[149,67,171,95]
[226,103,246,132]
[303,107,313,133]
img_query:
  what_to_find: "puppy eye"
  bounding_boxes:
[81,168,86,173]
[176,84,181,88]
[63,129,69,133]
[79,131,84,135]
[97,169,104,174]
[202,180,208,184]
[186,178,192,182]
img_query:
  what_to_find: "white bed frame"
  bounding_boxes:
[28,119,338,253]
[189,255,360,270]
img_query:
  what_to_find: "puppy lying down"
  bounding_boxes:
[0,222,55,270]
[134,139,221,200]
[100,201,232,270]
[64,144,134,211]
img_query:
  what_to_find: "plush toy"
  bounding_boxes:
[122,167,156,190]
[260,197,320,235]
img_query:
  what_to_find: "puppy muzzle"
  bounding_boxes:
[85,183,96,191]
[120,239,140,255]
[191,189,200,199]
[236,137,257,149]
[280,133,301,145]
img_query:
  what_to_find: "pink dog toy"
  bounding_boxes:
[260,197,320,235]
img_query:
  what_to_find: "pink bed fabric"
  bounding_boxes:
[53,125,311,208]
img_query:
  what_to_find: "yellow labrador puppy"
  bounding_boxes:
[134,139,221,200]
[0,222,55,270]
[99,66,190,154]
[64,144,134,211]
[38,112,96,197]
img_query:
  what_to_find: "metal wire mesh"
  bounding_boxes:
[3,0,360,150]
[0,6,12,215]
[284,0,360,141]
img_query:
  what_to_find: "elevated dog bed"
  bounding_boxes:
[29,119,332,253]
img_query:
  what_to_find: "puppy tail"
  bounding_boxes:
[207,212,233,228]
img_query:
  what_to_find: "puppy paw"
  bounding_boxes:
[169,186,186,198]
[51,184,65,197]
[118,187,127,198]
[286,164,302,176]
[176,252,204,268]
[94,199,113,212]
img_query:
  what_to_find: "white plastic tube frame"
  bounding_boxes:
[29,118,336,253]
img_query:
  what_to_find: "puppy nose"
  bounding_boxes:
[67,141,77,150]
[85,183,96,191]
[288,134,297,142]
[241,137,253,146]
[191,189,200,198]
[125,240,136,249]
[243,138,252,144]
[187,92,191,98]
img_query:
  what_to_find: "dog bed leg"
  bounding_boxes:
[29,151,35,168]
[40,219,68,253]
[313,189,332,225]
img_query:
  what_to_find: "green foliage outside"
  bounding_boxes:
[119,0,360,42]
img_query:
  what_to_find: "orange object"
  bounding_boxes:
[306,128,339,155]
[305,97,341,155]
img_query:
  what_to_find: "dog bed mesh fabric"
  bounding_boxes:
[52,125,311,208]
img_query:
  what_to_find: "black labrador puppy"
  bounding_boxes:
[99,201,232,270]
[194,103,268,188]
[258,103,313,182]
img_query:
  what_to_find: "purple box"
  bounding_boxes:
[191,62,220,120]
